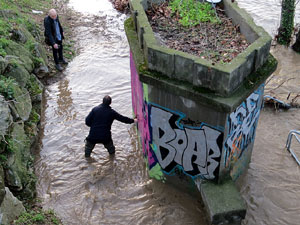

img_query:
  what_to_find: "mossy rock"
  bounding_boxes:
[32,42,48,65]
[0,187,25,225]
[0,166,6,205]
[26,73,43,103]
[3,40,34,72]
[0,56,8,74]
[11,83,32,122]
[0,95,12,140]
[5,122,31,192]
[0,9,18,20]
[11,25,35,44]
[4,57,30,88]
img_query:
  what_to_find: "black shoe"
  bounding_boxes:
[55,64,63,71]
[59,59,68,65]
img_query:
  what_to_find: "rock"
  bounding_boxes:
[5,122,31,192]
[25,122,38,146]
[23,18,40,40]
[11,83,32,122]
[11,29,28,44]
[34,65,49,79]
[4,168,22,191]
[27,74,44,103]
[32,42,48,65]
[4,60,30,88]
[8,102,20,121]
[0,95,12,141]
[0,9,18,20]
[0,187,25,225]
[0,56,8,74]
[0,166,6,205]
[11,25,35,44]
[3,41,34,72]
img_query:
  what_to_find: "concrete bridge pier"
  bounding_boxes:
[125,1,277,224]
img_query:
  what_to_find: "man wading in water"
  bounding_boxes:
[85,95,137,158]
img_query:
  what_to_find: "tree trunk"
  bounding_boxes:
[277,0,295,45]
[292,30,300,52]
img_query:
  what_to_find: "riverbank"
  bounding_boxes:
[0,0,75,224]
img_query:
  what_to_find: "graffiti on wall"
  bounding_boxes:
[150,105,223,180]
[224,85,264,167]
[130,52,163,180]
[131,52,223,180]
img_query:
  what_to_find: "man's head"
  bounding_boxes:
[49,9,57,20]
[103,95,112,106]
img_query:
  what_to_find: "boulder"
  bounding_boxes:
[5,168,23,191]
[0,187,25,225]
[11,25,35,44]
[11,83,32,122]
[32,42,48,65]
[11,29,28,44]
[34,65,49,79]
[0,56,8,74]
[0,95,12,141]
[3,41,34,72]
[27,73,44,103]
[4,60,30,88]
[5,122,31,192]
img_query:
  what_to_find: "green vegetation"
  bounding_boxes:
[169,0,218,26]
[26,75,42,97]
[277,0,295,45]
[13,208,62,225]
[0,37,11,57]
[0,19,12,39]
[0,152,8,166]
[0,0,52,13]
[6,136,17,153]
[0,75,16,100]
[25,108,40,137]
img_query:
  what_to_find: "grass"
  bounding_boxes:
[13,208,63,225]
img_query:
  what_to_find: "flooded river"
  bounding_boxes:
[35,0,300,224]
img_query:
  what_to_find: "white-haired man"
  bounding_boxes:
[44,9,68,71]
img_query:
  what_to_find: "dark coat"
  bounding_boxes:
[44,15,64,46]
[85,104,134,143]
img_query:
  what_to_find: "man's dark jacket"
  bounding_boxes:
[44,15,64,46]
[85,104,134,143]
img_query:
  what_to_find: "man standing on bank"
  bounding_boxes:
[85,95,137,158]
[44,8,68,72]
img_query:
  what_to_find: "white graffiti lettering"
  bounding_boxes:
[225,90,262,166]
[151,106,222,179]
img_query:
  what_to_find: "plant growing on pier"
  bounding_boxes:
[169,0,218,26]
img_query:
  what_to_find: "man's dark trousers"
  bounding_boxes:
[85,139,115,157]
[52,40,63,65]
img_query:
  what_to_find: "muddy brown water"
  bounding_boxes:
[35,1,300,224]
